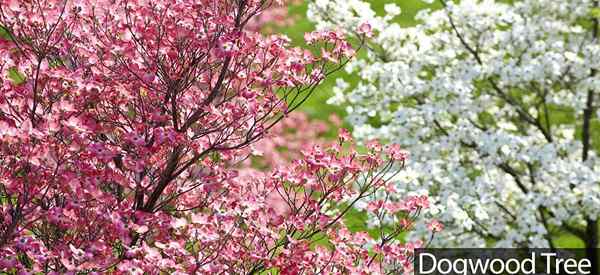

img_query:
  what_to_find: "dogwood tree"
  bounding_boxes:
[0,0,436,273]
[309,0,600,270]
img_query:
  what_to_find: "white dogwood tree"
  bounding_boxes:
[309,0,600,271]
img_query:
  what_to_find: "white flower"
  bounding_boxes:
[384,4,401,17]
[309,0,600,249]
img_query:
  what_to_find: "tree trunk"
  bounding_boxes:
[586,219,598,275]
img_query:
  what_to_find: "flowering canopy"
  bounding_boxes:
[0,0,435,273]
[309,0,600,254]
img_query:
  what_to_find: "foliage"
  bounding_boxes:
[0,0,435,273]
[309,0,600,253]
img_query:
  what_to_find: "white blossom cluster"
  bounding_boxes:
[309,0,600,247]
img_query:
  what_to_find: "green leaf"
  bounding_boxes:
[590,7,600,19]
[0,25,10,40]
[8,68,26,85]
[127,104,136,120]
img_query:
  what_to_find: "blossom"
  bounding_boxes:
[309,0,600,253]
[427,220,444,233]
[338,128,352,142]
[386,144,408,161]
[0,0,426,273]
[357,22,373,37]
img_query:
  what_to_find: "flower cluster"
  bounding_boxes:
[0,0,433,273]
[309,0,600,250]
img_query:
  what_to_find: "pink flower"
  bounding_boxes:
[142,73,155,83]
[427,220,444,233]
[304,32,316,44]
[367,200,384,213]
[88,143,115,162]
[357,22,373,38]
[386,144,409,161]
[134,225,149,234]
[216,40,238,57]
[338,128,352,142]
[125,132,146,147]
[366,139,382,152]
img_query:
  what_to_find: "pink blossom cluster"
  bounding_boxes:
[0,0,437,273]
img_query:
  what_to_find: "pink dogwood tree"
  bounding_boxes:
[0,0,436,273]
